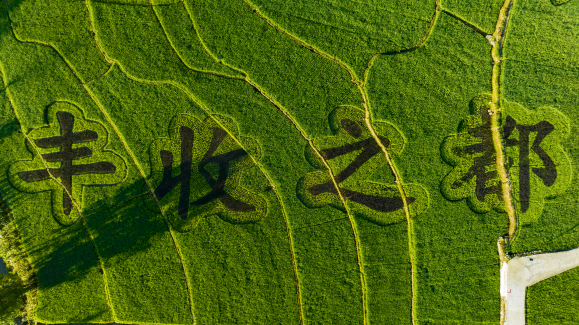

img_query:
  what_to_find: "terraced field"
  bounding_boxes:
[1,0,579,324]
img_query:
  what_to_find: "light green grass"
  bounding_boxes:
[2,0,579,324]
[0,11,114,322]
[182,0,362,138]
[440,0,505,34]
[502,0,579,323]
[502,0,579,255]
[367,13,507,323]
[526,266,579,325]
[9,0,110,83]
[246,0,436,81]
[86,64,302,324]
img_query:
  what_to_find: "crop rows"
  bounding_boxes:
[1,0,579,324]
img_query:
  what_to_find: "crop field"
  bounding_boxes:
[0,0,578,324]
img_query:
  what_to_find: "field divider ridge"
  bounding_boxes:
[235,2,458,323]
[241,73,368,324]
[84,81,198,323]
[143,7,308,321]
[110,61,309,323]
[490,0,517,239]
[82,5,205,320]
[488,0,517,324]
[86,0,308,318]
[8,14,199,321]
[1,3,120,319]
[362,1,441,80]
[179,0,248,76]
[149,0,246,81]
[0,64,119,322]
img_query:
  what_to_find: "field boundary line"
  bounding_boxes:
[111,62,308,324]
[0,70,119,322]
[235,2,372,322]
[83,4,201,321]
[0,16,125,314]
[90,2,304,319]
[84,0,115,65]
[85,83,198,323]
[362,2,441,81]
[488,1,516,324]
[9,19,199,321]
[86,0,242,82]
[176,4,366,322]
[360,88,417,325]
[243,76,367,324]
[156,77,306,325]
[489,0,517,239]
[242,0,360,85]
[179,0,250,77]
[238,1,448,323]
[1,3,118,320]
[146,3,307,321]
[440,10,489,36]
[84,63,115,85]
[148,2,245,81]
[148,0,244,80]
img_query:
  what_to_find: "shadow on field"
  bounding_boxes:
[23,178,168,291]
[1,177,171,321]
[0,274,31,322]
[0,0,174,320]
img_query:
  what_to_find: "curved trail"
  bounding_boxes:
[490,0,517,239]
[240,2,446,323]
[488,3,579,325]
[502,247,579,324]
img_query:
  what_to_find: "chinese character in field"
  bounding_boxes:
[441,96,503,212]
[441,95,571,224]
[448,102,502,203]
[298,106,427,226]
[504,116,556,213]
[9,102,127,225]
[148,114,267,232]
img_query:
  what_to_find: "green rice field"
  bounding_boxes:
[1,0,579,324]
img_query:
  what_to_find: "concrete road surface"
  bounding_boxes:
[502,247,579,324]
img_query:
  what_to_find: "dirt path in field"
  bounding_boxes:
[489,1,579,324]
[502,247,579,324]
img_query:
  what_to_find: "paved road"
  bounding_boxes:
[502,247,579,324]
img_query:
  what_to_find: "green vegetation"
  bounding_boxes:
[0,24,114,321]
[9,0,110,83]
[1,0,579,324]
[298,105,428,225]
[502,0,579,254]
[501,0,579,323]
[526,266,579,325]
[9,102,128,226]
[148,114,268,232]
[441,94,571,226]
[0,188,35,324]
[245,0,436,81]
[439,0,504,33]
[440,95,506,215]
[367,13,507,323]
